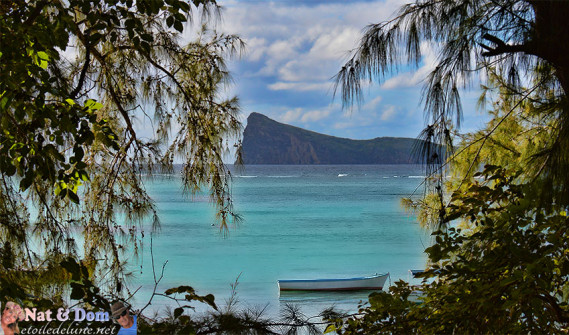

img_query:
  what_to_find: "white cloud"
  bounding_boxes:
[268,81,330,91]
[215,0,446,140]
[362,96,383,111]
[307,26,361,61]
[332,108,380,130]
[332,121,354,130]
[267,39,302,62]
[244,37,268,62]
[278,106,333,124]
[280,108,304,123]
[300,109,332,122]
[329,103,401,134]
[381,41,438,89]
[219,0,410,92]
[380,105,397,121]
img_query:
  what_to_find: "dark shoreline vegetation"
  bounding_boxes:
[2,0,569,334]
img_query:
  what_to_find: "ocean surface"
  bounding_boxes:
[130,165,430,319]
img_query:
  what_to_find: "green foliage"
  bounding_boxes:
[0,0,243,314]
[336,0,569,206]
[423,166,569,333]
[332,0,569,333]
[61,257,110,310]
[332,166,569,334]
[164,285,218,311]
[384,72,569,333]
[136,283,315,334]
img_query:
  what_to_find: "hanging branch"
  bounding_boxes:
[138,235,168,316]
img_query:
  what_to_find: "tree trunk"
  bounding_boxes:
[529,0,569,96]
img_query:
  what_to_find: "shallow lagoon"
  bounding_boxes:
[130,165,429,318]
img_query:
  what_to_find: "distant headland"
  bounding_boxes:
[239,112,425,165]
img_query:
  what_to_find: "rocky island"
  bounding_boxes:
[239,112,425,164]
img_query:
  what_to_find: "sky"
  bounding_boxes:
[210,0,489,142]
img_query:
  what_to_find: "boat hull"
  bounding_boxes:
[278,273,389,291]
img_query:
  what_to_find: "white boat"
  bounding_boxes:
[278,273,389,291]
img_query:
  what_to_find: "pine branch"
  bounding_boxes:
[138,235,168,316]
[481,33,529,57]
[69,41,91,99]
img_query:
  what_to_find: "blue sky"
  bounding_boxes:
[213,0,489,142]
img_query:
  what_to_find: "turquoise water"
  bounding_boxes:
[130,165,429,318]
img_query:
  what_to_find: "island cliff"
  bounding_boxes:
[240,113,424,164]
